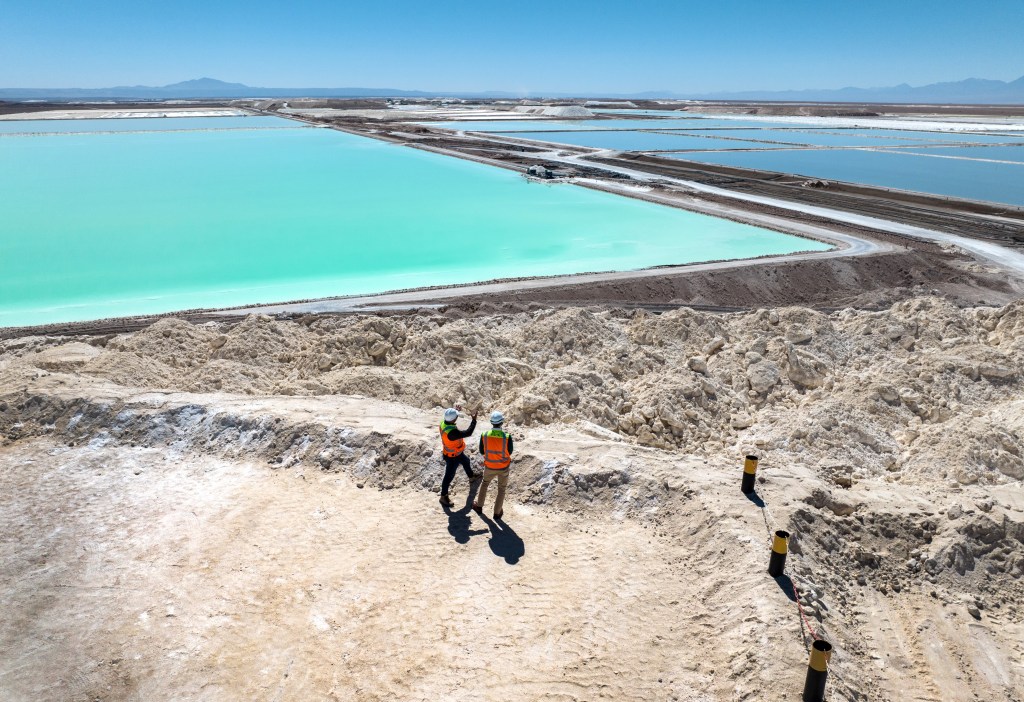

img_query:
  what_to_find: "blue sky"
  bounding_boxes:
[2,0,1022,93]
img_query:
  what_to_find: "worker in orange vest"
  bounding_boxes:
[473,410,514,520]
[439,405,481,508]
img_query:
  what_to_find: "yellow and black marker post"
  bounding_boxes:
[741,454,758,494]
[802,639,833,702]
[767,529,789,577]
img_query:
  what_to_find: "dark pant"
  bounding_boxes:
[441,453,474,496]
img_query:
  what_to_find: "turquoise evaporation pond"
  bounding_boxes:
[891,145,1024,164]
[559,111,1024,139]
[828,129,1024,144]
[0,121,829,327]
[667,130,1019,149]
[0,115,298,135]
[492,130,789,151]
[663,149,1024,206]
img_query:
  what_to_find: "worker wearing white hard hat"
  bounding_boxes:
[473,409,514,520]
[438,404,481,508]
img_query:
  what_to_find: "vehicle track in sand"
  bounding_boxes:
[0,439,770,701]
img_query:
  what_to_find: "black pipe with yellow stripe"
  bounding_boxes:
[802,639,833,702]
[741,455,758,494]
[767,529,789,577]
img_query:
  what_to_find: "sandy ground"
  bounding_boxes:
[3,299,1024,701]
[2,436,777,702]
[4,409,1021,702]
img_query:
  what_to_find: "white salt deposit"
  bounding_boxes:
[708,113,1024,132]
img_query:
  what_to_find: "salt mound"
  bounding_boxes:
[14,296,1024,487]
[81,351,175,389]
[512,106,595,118]
[29,342,100,371]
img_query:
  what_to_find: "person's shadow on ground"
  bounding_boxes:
[441,482,488,544]
[477,513,525,565]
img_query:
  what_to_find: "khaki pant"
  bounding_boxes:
[474,467,509,515]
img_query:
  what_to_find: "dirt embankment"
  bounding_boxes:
[433,246,1018,310]
[2,298,1024,700]
[5,298,1024,483]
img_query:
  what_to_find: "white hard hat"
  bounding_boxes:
[444,408,458,422]
[490,410,505,425]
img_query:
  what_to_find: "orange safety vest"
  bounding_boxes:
[440,421,465,457]
[481,429,511,470]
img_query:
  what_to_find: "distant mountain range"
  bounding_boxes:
[0,77,436,100]
[2,75,1023,104]
[696,75,1024,104]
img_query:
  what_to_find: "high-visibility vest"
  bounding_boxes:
[481,429,511,469]
[440,421,465,457]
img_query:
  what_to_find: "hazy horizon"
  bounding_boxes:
[3,0,1023,94]
[2,74,1023,97]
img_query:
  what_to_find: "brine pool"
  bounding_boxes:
[0,115,829,327]
[427,114,1024,207]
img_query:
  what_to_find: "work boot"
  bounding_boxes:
[494,510,504,520]
[439,493,452,508]
[469,471,483,484]
[472,503,483,515]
